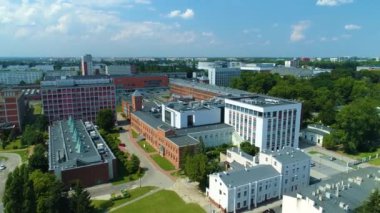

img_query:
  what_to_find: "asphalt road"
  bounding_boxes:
[0,152,22,212]
[87,118,174,198]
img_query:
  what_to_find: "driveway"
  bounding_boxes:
[88,117,174,198]
[0,152,22,203]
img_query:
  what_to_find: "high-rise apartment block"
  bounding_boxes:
[0,89,26,131]
[81,54,93,76]
[41,76,115,123]
[224,96,301,151]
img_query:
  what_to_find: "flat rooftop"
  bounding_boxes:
[48,118,115,171]
[42,75,113,87]
[169,78,252,97]
[165,99,224,112]
[295,167,380,213]
[261,146,310,164]
[217,164,281,188]
[226,95,298,107]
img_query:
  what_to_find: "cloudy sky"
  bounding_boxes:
[0,0,378,57]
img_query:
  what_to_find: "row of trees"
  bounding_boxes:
[231,68,380,154]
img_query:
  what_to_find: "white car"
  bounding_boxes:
[0,164,6,171]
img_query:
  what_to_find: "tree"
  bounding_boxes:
[127,154,140,174]
[333,98,380,153]
[96,109,115,132]
[239,141,259,156]
[21,125,44,146]
[69,182,95,213]
[184,153,207,182]
[356,189,380,213]
[29,144,48,172]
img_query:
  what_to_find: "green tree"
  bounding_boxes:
[334,98,380,153]
[317,100,336,125]
[356,188,380,213]
[127,154,140,174]
[69,182,95,213]
[239,141,259,156]
[96,109,115,132]
[21,125,44,146]
[29,144,48,172]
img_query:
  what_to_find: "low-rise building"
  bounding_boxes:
[240,63,275,72]
[48,118,117,187]
[283,167,380,213]
[0,70,43,85]
[301,124,331,146]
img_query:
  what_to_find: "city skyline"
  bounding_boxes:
[0,0,379,57]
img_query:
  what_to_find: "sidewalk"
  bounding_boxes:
[109,188,161,212]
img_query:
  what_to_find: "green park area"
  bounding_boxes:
[92,186,157,212]
[113,190,205,213]
[138,140,156,153]
[151,154,175,171]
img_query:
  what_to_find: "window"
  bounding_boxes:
[237,192,241,198]
[243,201,247,207]
[259,186,262,192]
[244,191,247,196]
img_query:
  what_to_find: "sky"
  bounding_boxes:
[0,0,378,57]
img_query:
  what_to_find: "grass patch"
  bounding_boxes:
[0,149,29,163]
[93,186,157,212]
[116,105,122,113]
[111,164,144,186]
[33,103,43,115]
[151,154,175,171]
[368,158,380,166]
[113,190,205,213]
[308,150,320,155]
[131,129,139,138]
[338,148,380,160]
[138,140,156,153]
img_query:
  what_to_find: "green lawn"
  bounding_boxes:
[113,190,205,213]
[4,139,25,150]
[33,103,43,115]
[116,105,123,113]
[0,149,29,163]
[131,129,139,138]
[93,186,157,212]
[138,140,156,153]
[151,154,175,171]
[308,150,320,155]
[368,158,380,166]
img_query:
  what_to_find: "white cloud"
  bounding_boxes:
[290,21,310,42]
[202,32,214,37]
[167,9,194,19]
[316,0,353,6]
[344,24,361,30]
[135,0,151,5]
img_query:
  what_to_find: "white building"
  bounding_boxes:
[32,64,54,72]
[0,70,43,85]
[105,65,132,75]
[224,96,302,151]
[259,147,310,194]
[81,54,93,76]
[301,124,331,146]
[285,59,300,68]
[208,68,241,87]
[207,165,282,212]
[208,147,311,213]
[356,66,380,71]
[240,63,275,72]
[162,100,223,129]
[282,194,323,213]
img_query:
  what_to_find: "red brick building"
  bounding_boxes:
[0,89,26,131]
[113,74,169,91]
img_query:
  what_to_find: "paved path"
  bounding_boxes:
[109,188,161,212]
[0,153,22,200]
[88,119,174,198]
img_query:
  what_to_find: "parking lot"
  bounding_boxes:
[0,153,21,200]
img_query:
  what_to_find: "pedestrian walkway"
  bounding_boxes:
[109,188,162,212]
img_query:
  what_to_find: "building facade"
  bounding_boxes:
[106,65,132,75]
[301,124,331,146]
[0,70,43,85]
[224,96,302,151]
[113,74,169,92]
[0,89,25,131]
[208,68,241,87]
[81,54,93,76]
[41,76,116,123]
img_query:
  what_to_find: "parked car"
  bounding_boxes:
[310,162,316,167]
[0,164,6,171]
[329,156,336,161]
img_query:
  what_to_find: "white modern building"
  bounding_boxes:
[240,63,276,72]
[282,194,323,213]
[32,64,54,72]
[356,66,380,71]
[224,96,302,151]
[81,54,93,76]
[301,124,331,146]
[285,59,300,68]
[207,165,282,212]
[208,146,310,212]
[0,70,43,85]
[259,147,311,194]
[105,65,132,75]
[208,68,241,87]
[162,99,223,129]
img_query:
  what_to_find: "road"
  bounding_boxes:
[87,118,174,198]
[0,152,22,213]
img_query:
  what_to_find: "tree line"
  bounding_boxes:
[231,68,380,154]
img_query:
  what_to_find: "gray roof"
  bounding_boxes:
[48,119,115,171]
[229,147,255,161]
[303,124,332,136]
[176,123,233,135]
[226,95,298,107]
[132,90,142,97]
[217,165,281,188]
[133,111,167,129]
[271,66,314,78]
[261,147,310,164]
[294,167,380,213]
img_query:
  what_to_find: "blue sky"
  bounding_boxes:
[0,0,378,57]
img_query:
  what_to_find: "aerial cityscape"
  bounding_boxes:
[0,0,380,213]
